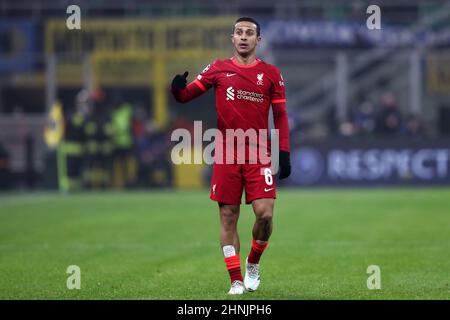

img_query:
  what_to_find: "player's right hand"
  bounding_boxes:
[171,71,189,91]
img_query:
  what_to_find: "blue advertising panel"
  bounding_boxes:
[287,138,450,186]
[0,20,37,72]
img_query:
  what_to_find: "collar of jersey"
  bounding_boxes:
[230,57,261,68]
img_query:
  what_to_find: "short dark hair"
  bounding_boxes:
[233,17,260,36]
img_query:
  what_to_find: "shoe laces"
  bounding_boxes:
[247,263,259,279]
[231,280,243,288]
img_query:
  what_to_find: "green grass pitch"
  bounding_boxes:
[0,188,449,299]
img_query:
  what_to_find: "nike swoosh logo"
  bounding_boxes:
[226,73,236,77]
[264,188,274,192]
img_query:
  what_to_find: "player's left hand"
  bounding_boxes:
[278,150,291,179]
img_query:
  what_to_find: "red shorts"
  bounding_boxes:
[210,163,276,205]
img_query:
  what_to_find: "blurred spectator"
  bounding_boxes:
[137,121,172,188]
[112,102,137,189]
[83,88,113,190]
[169,115,195,138]
[338,121,356,137]
[63,90,89,192]
[133,104,148,144]
[351,100,376,136]
[404,114,427,140]
[375,92,403,135]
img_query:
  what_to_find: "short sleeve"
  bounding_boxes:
[270,67,286,104]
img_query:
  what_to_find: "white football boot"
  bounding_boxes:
[227,280,246,295]
[244,258,260,292]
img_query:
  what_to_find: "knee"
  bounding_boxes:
[256,212,273,225]
[220,205,240,225]
[254,205,273,224]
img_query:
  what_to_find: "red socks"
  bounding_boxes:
[248,239,268,264]
[224,255,243,283]
[223,240,268,283]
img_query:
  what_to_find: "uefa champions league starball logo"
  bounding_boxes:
[202,64,211,73]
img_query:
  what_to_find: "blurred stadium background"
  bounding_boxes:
[0,0,449,190]
[0,0,449,299]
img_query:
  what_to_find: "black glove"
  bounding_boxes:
[171,71,189,91]
[278,150,291,180]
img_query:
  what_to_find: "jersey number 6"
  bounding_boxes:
[264,168,273,186]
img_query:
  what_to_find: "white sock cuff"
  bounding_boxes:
[222,245,236,257]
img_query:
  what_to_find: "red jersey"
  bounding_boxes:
[172,57,290,164]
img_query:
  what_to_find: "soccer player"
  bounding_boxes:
[171,17,291,294]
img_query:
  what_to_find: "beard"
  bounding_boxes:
[235,46,255,57]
